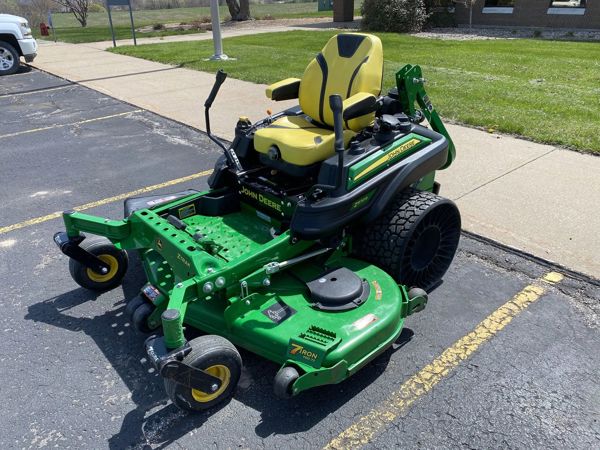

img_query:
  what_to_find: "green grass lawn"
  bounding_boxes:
[41,3,361,43]
[111,31,600,154]
[35,26,204,44]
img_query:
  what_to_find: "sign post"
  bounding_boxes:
[106,0,137,48]
[47,11,56,42]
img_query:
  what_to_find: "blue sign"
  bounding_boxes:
[106,0,131,6]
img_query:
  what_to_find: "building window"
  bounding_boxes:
[548,0,586,14]
[483,0,515,14]
[549,0,586,7]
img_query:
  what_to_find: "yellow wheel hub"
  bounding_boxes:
[86,254,119,283]
[191,364,231,403]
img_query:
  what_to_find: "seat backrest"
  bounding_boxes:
[299,33,383,132]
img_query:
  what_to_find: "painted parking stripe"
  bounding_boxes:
[0,84,72,98]
[324,271,564,450]
[0,110,142,139]
[0,169,213,235]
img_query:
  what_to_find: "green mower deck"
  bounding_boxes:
[56,198,426,396]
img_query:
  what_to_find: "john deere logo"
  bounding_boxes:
[289,344,318,362]
[240,186,282,212]
[156,238,163,250]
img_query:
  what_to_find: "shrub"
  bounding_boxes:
[361,0,429,33]
[425,10,455,28]
[88,2,106,13]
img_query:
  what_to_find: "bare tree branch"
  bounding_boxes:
[53,0,91,27]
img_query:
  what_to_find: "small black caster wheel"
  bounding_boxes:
[274,366,299,399]
[407,287,428,314]
[165,335,242,411]
[132,302,154,334]
[125,294,146,320]
[408,287,428,301]
[68,237,128,292]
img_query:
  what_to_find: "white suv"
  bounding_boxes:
[0,14,38,75]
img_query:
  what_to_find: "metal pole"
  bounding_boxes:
[107,6,116,48]
[209,0,228,60]
[48,11,56,42]
[469,0,473,30]
[128,1,137,46]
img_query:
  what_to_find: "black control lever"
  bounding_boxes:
[204,69,227,109]
[204,70,244,173]
[329,94,345,190]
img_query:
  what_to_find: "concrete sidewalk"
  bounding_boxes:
[30,38,600,279]
[84,23,339,50]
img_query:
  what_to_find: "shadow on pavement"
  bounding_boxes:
[25,252,414,448]
[17,64,33,74]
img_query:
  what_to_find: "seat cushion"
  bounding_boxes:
[254,115,355,167]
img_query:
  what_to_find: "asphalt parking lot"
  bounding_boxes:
[1,68,599,449]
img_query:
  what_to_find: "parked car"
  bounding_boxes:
[0,14,37,75]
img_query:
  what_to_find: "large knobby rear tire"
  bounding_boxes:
[68,237,129,292]
[164,335,242,412]
[355,189,461,289]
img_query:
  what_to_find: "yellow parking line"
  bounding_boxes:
[0,84,72,98]
[0,110,142,139]
[324,271,564,450]
[0,169,213,235]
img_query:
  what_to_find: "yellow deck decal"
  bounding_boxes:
[353,138,421,182]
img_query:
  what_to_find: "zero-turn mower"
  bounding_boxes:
[54,33,461,410]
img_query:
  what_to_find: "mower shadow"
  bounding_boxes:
[25,253,168,447]
[25,252,415,447]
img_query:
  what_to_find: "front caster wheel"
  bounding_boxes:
[132,301,154,334]
[164,335,242,411]
[273,366,299,399]
[68,237,128,291]
[125,294,146,320]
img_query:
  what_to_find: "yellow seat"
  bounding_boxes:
[254,33,383,167]
[254,116,356,166]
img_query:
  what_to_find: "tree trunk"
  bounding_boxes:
[226,0,251,21]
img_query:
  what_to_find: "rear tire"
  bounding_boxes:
[68,237,129,292]
[355,189,461,289]
[0,41,20,76]
[164,335,242,411]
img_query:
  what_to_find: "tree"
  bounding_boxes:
[225,0,251,21]
[10,0,55,27]
[53,0,91,27]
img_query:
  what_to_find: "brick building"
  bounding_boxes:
[454,1,599,29]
